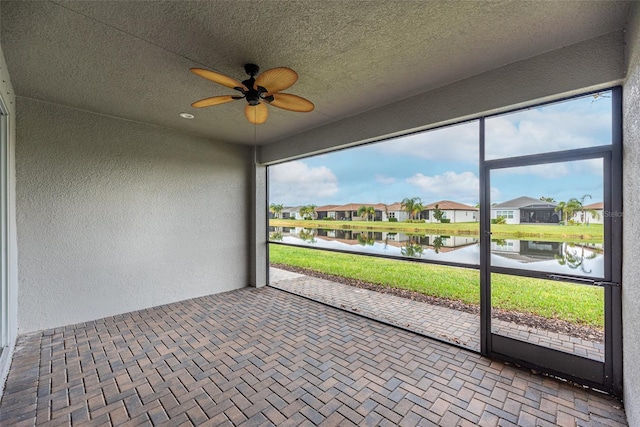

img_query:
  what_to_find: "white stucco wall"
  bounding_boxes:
[385,210,408,222]
[15,97,252,333]
[570,210,604,225]
[425,210,451,223]
[490,209,520,225]
[623,3,640,424]
[425,210,476,223]
[453,210,477,223]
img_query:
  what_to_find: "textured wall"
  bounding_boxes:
[0,36,19,397]
[261,32,625,164]
[16,98,252,333]
[623,4,640,424]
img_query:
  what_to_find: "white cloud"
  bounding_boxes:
[572,158,604,176]
[495,163,571,179]
[375,174,396,185]
[406,171,499,204]
[269,161,338,205]
[485,107,610,160]
[377,121,479,163]
[374,98,610,166]
[491,158,603,203]
[492,157,603,180]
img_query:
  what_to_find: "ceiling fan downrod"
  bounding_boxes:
[240,63,272,105]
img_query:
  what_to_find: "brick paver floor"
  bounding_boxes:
[0,285,625,426]
[269,268,605,362]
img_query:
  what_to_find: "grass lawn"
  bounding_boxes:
[269,219,603,242]
[270,244,604,328]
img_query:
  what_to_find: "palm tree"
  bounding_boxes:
[298,205,308,219]
[575,194,600,225]
[555,201,567,223]
[308,204,317,219]
[357,205,376,221]
[556,195,599,224]
[540,196,556,202]
[269,203,283,219]
[401,197,421,220]
[298,204,317,220]
[412,201,424,221]
[555,198,581,224]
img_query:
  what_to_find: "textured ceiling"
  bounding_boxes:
[0,1,632,145]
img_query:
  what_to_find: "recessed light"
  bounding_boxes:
[179,112,195,119]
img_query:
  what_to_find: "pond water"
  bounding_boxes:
[269,227,604,278]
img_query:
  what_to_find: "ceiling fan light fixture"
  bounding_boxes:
[245,93,260,106]
[179,112,195,119]
[245,103,268,124]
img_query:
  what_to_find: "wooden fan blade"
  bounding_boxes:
[191,95,240,108]
[190,68,247,91]
[255,67,298,93]
[268,93,315,112]
[245,103,268,124]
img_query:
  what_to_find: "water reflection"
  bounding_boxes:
[401,237,424,257]
[491,239,564,261]
[298,228,317,243]
[269,231,283,242]
[269,226,605,277]
[555,243,601,274]
[356,232,376,246]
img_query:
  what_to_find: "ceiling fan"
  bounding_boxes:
[190,64,314,124]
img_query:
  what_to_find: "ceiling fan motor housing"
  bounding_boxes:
[242,64,269,106]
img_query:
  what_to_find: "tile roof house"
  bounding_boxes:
[571,202,605,224]
[382,202,410,222]
[280,206,303,220]
[316,203,389,221]
[423,200,479,223]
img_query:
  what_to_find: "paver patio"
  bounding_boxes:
[269,268,604,361]
[0,284,625,426]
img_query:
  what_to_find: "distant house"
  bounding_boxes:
[318,203,385,221]
[383,202,410,222]
[325,203,360,220]
[491,196,559,224]
[571,202,604,224]
[281,206,302,220]
[423,200,478,223]
[315,205,339,220]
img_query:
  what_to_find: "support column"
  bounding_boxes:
[250,160,268,287]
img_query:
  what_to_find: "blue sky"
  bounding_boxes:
[269,92,611,207]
